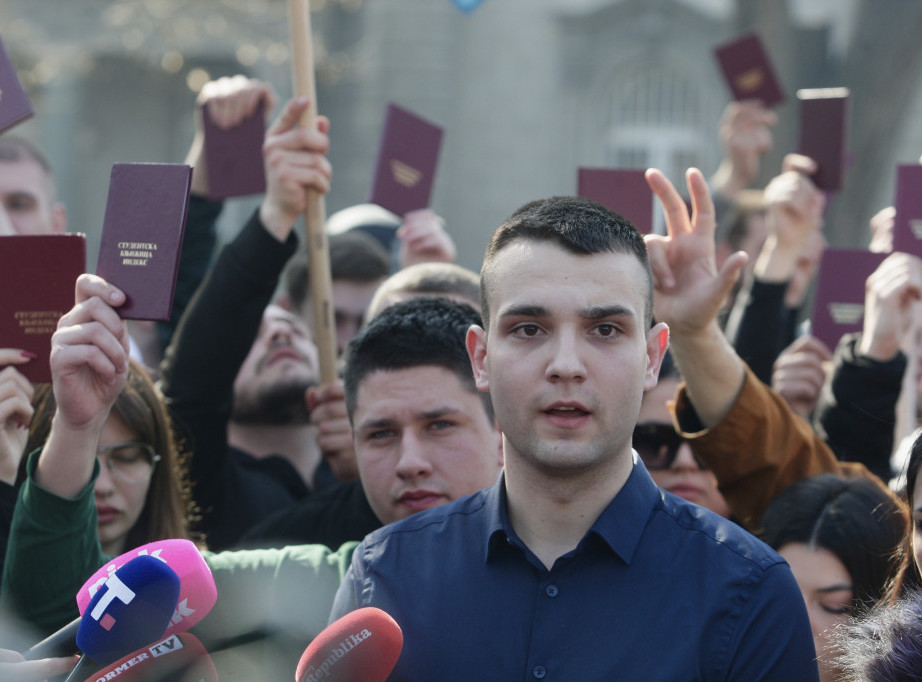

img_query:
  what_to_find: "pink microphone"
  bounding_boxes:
[76,539,217,637]
[26,539,216,661]
[295,607,403,682]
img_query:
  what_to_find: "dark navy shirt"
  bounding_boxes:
[330,457,819,681]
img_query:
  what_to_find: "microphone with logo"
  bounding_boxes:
[79,632,218,682]
[25,538,216,661]
[295,607,403,682]
[62,555,181,682]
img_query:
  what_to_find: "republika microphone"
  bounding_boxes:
[26,538,216,660]
[295,607,403,682]
[63,554,181,682]
[80,632,218,682]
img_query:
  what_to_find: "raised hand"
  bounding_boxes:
[259,97,332,241]
[307,379,358,481]
[710,100,777,198]
[36,274,130,498]
[645,167,749,336]
[187,75,278,196]
[398,209,456,268]
[858,252,922,362]
[0,349,35,484]
[771,335,832,419]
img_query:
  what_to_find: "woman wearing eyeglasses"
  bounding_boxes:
[23,361,191,556]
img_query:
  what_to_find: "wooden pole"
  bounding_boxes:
[288,0,338,384]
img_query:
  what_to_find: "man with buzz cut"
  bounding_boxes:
[330,173,819,680]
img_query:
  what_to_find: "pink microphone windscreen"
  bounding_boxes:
[76,539,217,637]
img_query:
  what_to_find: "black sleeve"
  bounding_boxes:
[238,481,381,550]
[813,333,905,481]
[0,481,17,577]
[725,277,792,384]
[156,195,223,351]
[158,211,298,539]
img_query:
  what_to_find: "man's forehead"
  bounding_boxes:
[356,366,480,415]
[486,243,648,311]
[0,159,54,197]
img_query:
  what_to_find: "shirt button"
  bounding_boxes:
[545,584,559,598]
[533,665,547,679]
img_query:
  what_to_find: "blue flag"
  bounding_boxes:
[451,0,485,12]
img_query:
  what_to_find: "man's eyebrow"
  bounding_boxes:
[581,304,636,320]
[420,407,460,420]
[498,304,549,319]
[356,417,397,432]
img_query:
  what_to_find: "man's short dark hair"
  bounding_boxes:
[284,230,390,310]
[479,196,653,329]
[343,297,492,423]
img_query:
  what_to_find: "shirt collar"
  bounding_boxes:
[483,453,662,565]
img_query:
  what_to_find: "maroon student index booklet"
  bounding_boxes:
[577,168,653,235]
[891,165,922,259]
[0,234,86,383]
[369,103,444,216]
[0,33,33,134]
[96,163,193,321]
[811,248,886,351]
[202,99,267,200]
[797,88,850,192]
[714,32,785,108]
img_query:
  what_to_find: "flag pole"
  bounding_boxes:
[288,0,338,384]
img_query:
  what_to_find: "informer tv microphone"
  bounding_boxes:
[295,607,403,682]
[63,554,180,682]
[26,538,216,660]
[80,632,218,682]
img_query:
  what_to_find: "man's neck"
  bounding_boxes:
[503,450,632,571]
[227,422,322,490]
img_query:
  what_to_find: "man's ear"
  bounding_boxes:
[466,324,490,393]
[644,322,670,390]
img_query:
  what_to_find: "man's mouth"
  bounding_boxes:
[264,347,305,368]
[545,406,589,417]
[398,490,444,511]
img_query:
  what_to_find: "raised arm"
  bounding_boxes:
[815,252,922,481]
[645,167,844,528]
[645,167,748,427]
[35,276,129,498]
[709,100,777,201]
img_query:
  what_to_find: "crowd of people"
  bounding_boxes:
[1,69,922,681]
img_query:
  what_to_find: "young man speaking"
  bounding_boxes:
[330,171,818,680]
